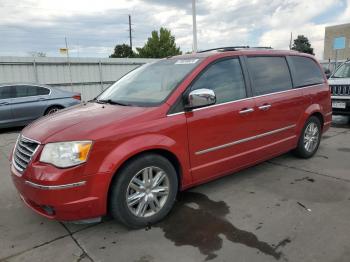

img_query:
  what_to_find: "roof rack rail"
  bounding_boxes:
[198,46,273,53]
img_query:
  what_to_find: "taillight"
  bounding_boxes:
[73,94,81,101]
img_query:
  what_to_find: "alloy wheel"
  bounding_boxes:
[303,122,319,152]
[126,166,170,218]
[47,108,60,115]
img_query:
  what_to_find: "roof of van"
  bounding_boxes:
[169,47,305,59]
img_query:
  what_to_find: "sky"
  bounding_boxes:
[0,0,349,59]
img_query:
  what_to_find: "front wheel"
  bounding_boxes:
[293,116,321,158]
[109,154,178,228]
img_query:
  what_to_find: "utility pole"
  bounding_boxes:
[289,32,293,50]
[192,0,198,53]
[65,37,73,88]
[128,14,132,50]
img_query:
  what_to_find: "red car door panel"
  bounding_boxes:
[246,56,304,156]
[186,99,257,182]
[184,57,259,183]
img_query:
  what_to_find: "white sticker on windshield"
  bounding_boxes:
[175,59,199,65]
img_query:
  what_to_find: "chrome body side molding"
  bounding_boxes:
[195,124,296,155]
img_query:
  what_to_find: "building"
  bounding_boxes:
[324,23,350,61]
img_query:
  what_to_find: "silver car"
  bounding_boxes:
[0,84,81,128]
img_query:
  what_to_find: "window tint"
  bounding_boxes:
[27,86,37,96]
[0,86,15,99]
[288,56,324,87]
[190,58,246,104]
[247,56,292,95]
[36,86,50,95]
[14,86,50,98]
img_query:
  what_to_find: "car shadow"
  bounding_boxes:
[332,115,350,128]
[0,126,23,135]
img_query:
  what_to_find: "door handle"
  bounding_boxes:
[0,102,10,106]
[37,97,45,101]
[258,104,271,111]
[239,108,254,114]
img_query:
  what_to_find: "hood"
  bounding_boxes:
[22,102,161,143]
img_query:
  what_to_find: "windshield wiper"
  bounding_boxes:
[94,99,130,106]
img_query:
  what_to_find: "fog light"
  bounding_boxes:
[41,205,55,216]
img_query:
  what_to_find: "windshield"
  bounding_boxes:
[97,58,202,106]
[333,62,350,78]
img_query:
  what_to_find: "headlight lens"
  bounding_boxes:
[40,141,92,168]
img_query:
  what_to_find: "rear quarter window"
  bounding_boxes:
[288,56,324,87]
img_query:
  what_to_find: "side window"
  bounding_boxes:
[14,86,50,98]
[35,86,50,95]
[288,56,324,87]
[14,86,28,98]
[247,56,292,95]
[26,86,37,96]
[190,58,246,104]
[0,86,16,99]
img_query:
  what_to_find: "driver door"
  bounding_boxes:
[185,57,258,183]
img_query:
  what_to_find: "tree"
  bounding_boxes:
[110,44,135,58]
[291,35,314,55]
[136,27,182,58]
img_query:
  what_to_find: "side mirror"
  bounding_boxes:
[324,68,331,79]
[185,88,216,110]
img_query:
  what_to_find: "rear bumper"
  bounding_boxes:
[11,164,111,221]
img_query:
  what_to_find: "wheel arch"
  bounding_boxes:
[111,148,183,188]
[309,112,324,130]
[44,104,65,115]
[298,104,325,134]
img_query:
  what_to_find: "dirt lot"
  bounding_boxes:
[0,116,349,262]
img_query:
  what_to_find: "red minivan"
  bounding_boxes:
[10,47,332,228]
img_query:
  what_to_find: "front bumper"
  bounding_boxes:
[331,96,350,115]
[10,163,111,221]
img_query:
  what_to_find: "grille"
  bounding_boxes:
[330,85,350,96]
[13,136,40,173]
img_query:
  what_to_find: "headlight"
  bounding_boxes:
[40,141,92,168]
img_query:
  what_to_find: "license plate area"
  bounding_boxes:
[332,101,346,109]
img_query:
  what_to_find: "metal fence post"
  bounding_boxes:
[33,58,39,83]
[99,60,103,92]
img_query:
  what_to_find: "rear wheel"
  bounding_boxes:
[109,154,178,228]
[294,116,321,158]
[45,106,62,115]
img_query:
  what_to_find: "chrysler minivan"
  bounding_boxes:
[10,47,331,228]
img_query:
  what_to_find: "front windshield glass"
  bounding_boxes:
[98,58,202,106]
[333,62,350,78]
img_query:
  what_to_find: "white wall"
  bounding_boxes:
[0,57,157,101]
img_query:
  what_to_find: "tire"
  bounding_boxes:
[45,106,62,115]
[109,153,178,228]
[293,116,322,158]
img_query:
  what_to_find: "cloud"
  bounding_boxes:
[0,0,349,58]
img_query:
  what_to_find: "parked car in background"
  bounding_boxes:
[0,84,81,128]
[10,48,331,228]
[328,60,350,116]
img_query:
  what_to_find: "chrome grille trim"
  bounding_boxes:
[330,85,350,96]
[13,135,40,173]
